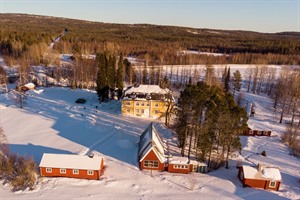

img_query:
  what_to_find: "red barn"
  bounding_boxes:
[39,153,104,180]
[238,164,282,191]
[138,123,167,171]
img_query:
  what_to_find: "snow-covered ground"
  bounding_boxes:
[1,85,299,199]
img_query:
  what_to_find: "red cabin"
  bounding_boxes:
[238,164,282,191]
[39,153,104,180]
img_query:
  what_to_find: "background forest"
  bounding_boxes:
[1,13,300,66]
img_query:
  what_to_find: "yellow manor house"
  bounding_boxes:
[121,85,174,118]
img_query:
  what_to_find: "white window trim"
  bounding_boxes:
[87,170,94,176]
[174,164,188,169]
[46,167,52,173]
[73,169,79,174]
[60,168,66,174]
[269,181,276,188]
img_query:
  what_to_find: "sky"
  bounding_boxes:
[0,0,299,33]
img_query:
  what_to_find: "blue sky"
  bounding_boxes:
[0,0,299,33]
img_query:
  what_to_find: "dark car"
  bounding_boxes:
[75,98,86,104]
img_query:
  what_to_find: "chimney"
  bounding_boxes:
[258,163,263,172]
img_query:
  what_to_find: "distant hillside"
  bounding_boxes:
[0,13,300,65]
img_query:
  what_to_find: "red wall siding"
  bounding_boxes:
[40,167,100,180]
[168,164,189,174]
[244,178,266,189]
[265,180,280,191]
[140,149,164,171]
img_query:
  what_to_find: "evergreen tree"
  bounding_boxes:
[116,54,124,99]
[232,70,242,95]
[96,53,108,102]
[224,67,230,93]
[123,58,132,85]
[107,54,116,90]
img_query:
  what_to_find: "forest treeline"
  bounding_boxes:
[1,14,300,65]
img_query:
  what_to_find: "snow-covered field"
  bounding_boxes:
[1,85,299,199]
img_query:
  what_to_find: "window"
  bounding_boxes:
[141,102,144,106]
[249,130,253,135]
[155,103,159,107]
[87,170,94,176]
[146,103,150,106]
[136,109,139,113]
[141,109,144,114]
[174,165,188,169]
[144,160,159,168]
[126,102,130,106]
[73,169,79,174]
[269,181,276,188]
[60,168,66,174]
[136,102,139,106]
[126,109,130,113]
[46,168,52,173]
[154,110,159,115]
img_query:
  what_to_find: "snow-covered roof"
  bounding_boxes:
[242,165,281,181]
[24,83,35,89]
[262,167,282,181]
[125,85,170,96]
[138,123,167,163]
[39,153,103,171]
[169,156,189,165]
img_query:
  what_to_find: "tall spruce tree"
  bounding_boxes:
[224,67,230,93]
[116,54,124,99]
[232,70,242,95]
[96,53,108,102]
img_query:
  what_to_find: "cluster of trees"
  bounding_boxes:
[174,66,247,169]
[1,14,300,66]
[96,53,130,101]
[0,128,37,191]
[244,65,300,126]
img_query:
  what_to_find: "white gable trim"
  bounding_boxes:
[139,146,164,163]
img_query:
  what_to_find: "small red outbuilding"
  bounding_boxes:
[238,164,282,191]
[39,153,104,180]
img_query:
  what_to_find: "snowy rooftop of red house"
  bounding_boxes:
[169,156,207,166]
[24,83,35,89]
[242,165,282,181]
[39,153,103,171]
[138,123,167,163]
[125,85,170,95]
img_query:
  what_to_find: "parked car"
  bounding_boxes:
[75,98,86,104]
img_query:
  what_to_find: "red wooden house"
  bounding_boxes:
[168,157,208,174]
[138,123,167,171]
[138,123,207,174]
[238,164,282,191]
[39,153,104,180]
[243,128,271,137]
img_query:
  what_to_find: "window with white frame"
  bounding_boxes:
[144,160,159,168]
[174,165,188,169]
[60,168,66,174]
[73,169,79,174]
[46,168,52,173]
[269,181,276,188]
[87,170,94,175]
